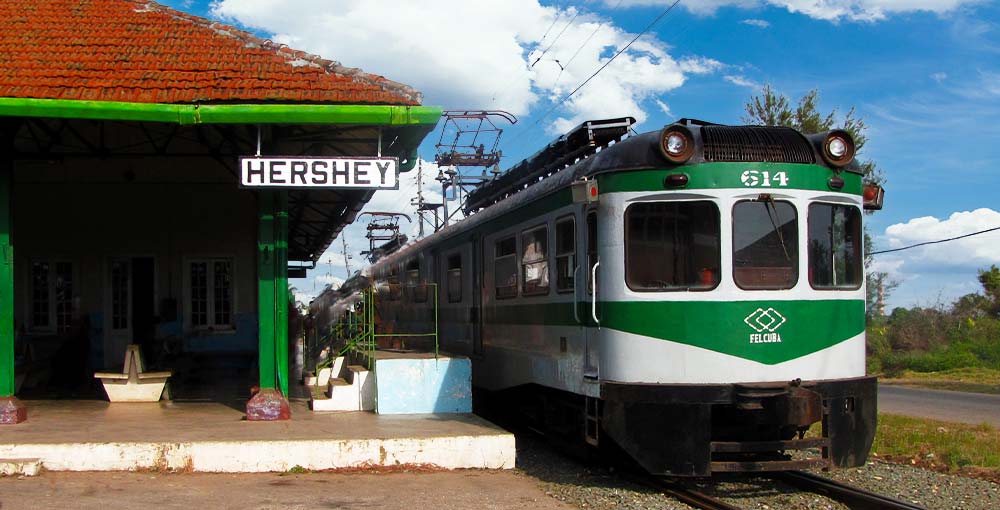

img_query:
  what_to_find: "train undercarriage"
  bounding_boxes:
[481,376,877,477]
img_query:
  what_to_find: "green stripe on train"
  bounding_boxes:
[600,162,863,195]
[484,299,865,365]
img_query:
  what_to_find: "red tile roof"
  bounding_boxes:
[0,0,421,105]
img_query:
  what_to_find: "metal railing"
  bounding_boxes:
[304,284,440,384]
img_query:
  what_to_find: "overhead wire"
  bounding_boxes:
[504,0,683,148]
[870,226,1000,255]
[531,8,582,67]
[492,3,588,107]
[490,6,564,104]
[555,0,626,84]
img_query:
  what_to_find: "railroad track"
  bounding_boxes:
[643,470,927,510]
[658,481,744,510]
[773,470,928,510]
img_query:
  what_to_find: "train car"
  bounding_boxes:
[351,117,884,476]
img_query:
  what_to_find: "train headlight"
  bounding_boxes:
[821,130,855,167]
[658,125,694,164]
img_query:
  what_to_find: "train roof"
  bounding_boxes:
[366,118,861,273]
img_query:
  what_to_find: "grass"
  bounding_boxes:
[872,413,1000,481]
[879,367,1000,395]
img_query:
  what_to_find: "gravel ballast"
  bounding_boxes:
[514,433,1000,510]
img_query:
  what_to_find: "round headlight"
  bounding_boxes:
[658,126,694,164]
[828,137,847,158]
[665,133,687,156]
[821,130,855,167]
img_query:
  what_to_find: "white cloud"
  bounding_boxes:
[931,72,948,82]
[883,208,1000,268]
[315,274,345,286]
[875,209,1000,310]
[724,74,763,89]
[654,98,672,116]
[612,0,983,22]
[211,1,722,133]
[741,18,771,27]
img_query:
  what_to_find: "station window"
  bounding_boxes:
[447,253,462,303]
[30,260,75,332]
[521,226,549,296]
[495,236,517,299]
[625,201,720,291]
[189,259,234,329]
[808,203,862,289]
[733,199,798,290]
[555,217,575,293]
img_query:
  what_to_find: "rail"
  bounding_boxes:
[773,470,927,510]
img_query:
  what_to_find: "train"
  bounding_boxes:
[310,117,884,476]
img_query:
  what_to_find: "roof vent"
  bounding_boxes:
[701,126,814,164]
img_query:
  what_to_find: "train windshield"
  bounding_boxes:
[625,201,720,291]
[733,199,799,290]
[808,203,863,289]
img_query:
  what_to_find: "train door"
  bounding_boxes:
[471,234,483,356]
[583,208,600,380]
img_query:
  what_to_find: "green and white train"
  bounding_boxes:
[337,118,883,476]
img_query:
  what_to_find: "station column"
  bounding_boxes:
[246,190,291,421]
[0,156,25,424]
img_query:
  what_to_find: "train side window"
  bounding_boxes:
[406,259,428,303]
[521,225,549,296]
[447,253,462,303]
[389,266,402,301]
[625,201,720,291]
[555,217,575,293]
[495,236,517,299]
[733,199,799,290]
[808,203,862,290]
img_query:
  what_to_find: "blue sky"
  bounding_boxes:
[165,0,1000,310]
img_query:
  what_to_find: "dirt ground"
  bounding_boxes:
[0,470,573,510]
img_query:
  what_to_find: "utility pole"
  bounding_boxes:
[341,238,352,278]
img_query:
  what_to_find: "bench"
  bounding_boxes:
[94,344,172,402]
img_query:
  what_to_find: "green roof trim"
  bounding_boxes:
[0,97,442,127]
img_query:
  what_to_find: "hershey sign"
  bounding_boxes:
[240,157,398,189]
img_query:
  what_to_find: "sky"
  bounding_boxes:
[164,0,1000,310]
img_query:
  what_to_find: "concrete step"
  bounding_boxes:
[310,364,374,412]
[0,458,42,477]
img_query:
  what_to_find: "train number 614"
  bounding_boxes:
[740,170,789,187]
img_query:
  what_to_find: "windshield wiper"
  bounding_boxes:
[762,194,792,261]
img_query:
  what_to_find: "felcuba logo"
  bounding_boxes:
[744,307,786,344]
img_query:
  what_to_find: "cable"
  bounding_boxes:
[505,0,683,147]
[558,0,625,76]
[871,226,1000,255]
[532,8,581,67]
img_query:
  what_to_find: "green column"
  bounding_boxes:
[257,191,277,391]
[256,191,289,395]
[275,191,289,397]
[0,163,13,397]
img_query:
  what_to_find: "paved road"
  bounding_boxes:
[879,383,1000,427]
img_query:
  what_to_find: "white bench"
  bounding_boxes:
[94,344,172,402]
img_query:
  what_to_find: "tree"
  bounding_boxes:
[743,85,892,317]
[978,264,1000,316]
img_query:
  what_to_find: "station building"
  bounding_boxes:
[0,0,440,423]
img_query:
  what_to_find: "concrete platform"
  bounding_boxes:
[0,399,515,473]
